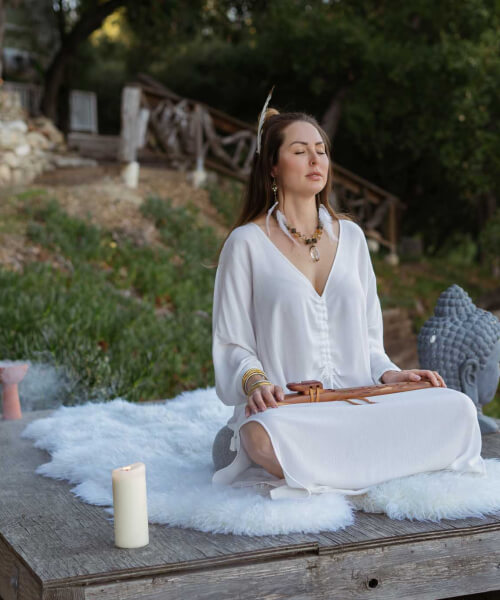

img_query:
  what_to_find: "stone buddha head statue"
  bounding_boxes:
[417,284,500,434]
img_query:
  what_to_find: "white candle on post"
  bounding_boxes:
[112,462,149,548]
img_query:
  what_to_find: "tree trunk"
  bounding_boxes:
[320,86,348,141]
[40,0,124,122]
[0,0,5,80]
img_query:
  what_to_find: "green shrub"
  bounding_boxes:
[0,193,218,404]
[479,209,500,273]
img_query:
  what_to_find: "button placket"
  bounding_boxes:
[317,299,333,381]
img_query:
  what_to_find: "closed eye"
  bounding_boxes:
[295,152,326,155]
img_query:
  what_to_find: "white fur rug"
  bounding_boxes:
[22,388,500,536]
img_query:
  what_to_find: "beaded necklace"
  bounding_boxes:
[273,213,323,262]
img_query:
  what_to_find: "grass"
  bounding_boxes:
[1,191,218,403]
[0,185,498,418]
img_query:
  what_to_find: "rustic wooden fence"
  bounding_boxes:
[117,74,402,255]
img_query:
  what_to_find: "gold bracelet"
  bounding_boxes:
[247,380,272,396]
[242,368,267,394]
[244,373,268,396]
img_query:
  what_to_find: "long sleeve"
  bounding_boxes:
[361,234,402,384]
[212,232,265,406]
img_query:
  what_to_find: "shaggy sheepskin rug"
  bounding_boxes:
[22,388,500,536]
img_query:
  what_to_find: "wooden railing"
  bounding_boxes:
[120,74,402,254]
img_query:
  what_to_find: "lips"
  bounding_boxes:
[306,172,322,178]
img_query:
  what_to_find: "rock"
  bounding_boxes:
[26,131,51,150]
[1,119,28,133]
[31,161,46,176]
[367,238,380,253]
[2,151,20,168]
[0,109,91,186]
[384,252,400,266]
[15,143,31,157]
[30,116,65,146]
[0,89,27,121]
[10,168,24,184]
[0,128,22,150]
[49,154,97,168]
[0,163,11,184]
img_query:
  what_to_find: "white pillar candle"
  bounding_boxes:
[112,462,149,548]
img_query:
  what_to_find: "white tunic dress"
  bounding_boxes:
[211,218,486,500]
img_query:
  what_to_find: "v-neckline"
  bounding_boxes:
[249,218,343,299]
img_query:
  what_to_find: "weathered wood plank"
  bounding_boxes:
[0,411,319,586]
[1,409,499,597]
[43,588,85,600]
[44,527,498,600]
[0,535,41,600]
[118,86,142,162]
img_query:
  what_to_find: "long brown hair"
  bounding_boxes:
[208,108,351,268]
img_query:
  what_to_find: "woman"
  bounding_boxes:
[211,105,486,500]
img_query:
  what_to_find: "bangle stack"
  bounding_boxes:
[242,368,272,397]
[247,379,272,395]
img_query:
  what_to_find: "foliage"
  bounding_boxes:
[478,208,500,271]
[0,193,218,403]
[118,0,500,252]
[8,1,500,249]
[202,178,244,228]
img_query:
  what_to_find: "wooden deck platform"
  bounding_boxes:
[1,409,499,600]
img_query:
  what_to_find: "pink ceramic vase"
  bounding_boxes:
[0,363,28,420]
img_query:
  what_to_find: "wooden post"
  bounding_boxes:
[385,198,399,265]
[118,86,142,188]
[136,107,150,149]
[190,103,207,188]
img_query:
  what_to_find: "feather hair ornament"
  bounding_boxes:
[318,204,338,243]
[265,200,279,237]
[256,85,275,155]
[275,206,300,246]
[265,200,299,246]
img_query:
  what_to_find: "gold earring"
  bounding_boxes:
[271,177,278,202]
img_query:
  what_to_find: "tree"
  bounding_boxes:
[0,0,5,78]
[40,0,207,121]
[0,0,23,80]
[41,0,124,121]
[139,0,499,251]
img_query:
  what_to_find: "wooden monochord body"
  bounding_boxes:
[277,380,433,406]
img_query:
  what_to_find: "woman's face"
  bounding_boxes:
[270,121,329,199]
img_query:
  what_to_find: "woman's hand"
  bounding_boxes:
[381,369,447,387]
[245,382,285,418]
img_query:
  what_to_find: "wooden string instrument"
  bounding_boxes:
[276,380,434,406]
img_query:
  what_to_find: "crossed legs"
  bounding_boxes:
[240,421,284,479]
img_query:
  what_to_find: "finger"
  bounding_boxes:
[248,397,259,415]
[423,370,440,386]
[275,385,285,403]
[252,391,268,412]
[436,372,447,387]
[264,386,280,407]
[408,371,421,381]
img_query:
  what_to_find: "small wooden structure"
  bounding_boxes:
[69,90,98,134]
[1,409,499,600]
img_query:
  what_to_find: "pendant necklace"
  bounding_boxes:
[273,212,323,262]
